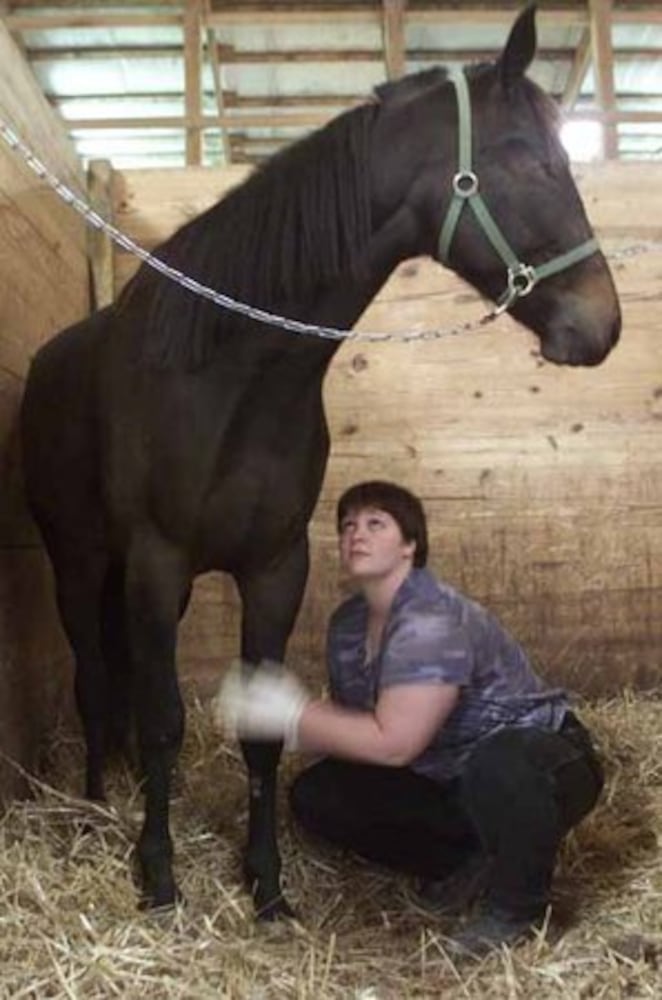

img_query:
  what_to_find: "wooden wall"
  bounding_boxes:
[109,161,662,699]
[0,22,88,799]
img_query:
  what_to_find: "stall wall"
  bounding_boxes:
[0,22,88,798]
[110,162,662,698]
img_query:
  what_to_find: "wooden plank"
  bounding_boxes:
[562,29,592,110]
[87,159,115,310]
[0,24,81,190]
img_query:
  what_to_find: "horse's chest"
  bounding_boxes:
[192,465,318,571]
[193,403,330,569]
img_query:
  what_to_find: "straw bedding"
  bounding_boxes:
[1,690,661,999]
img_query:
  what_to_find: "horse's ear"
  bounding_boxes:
[498,2,537,92]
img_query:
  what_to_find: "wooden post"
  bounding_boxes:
[382,0,406,81]
[87,159,115,308]
[589,0,618,158]
[203,0,232,164]
[184,0,203,165]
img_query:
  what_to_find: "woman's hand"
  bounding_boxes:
[211,662,310,750]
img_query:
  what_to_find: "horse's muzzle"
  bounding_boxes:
[539,307,621,367]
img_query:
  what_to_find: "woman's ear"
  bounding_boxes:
[403,539,416,561]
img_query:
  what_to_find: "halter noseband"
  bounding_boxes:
[437,71,599,311]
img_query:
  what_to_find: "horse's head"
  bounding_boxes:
[378,3,621,367]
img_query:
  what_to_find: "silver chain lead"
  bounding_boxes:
[1,118,660,345]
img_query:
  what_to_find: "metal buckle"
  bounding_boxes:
[452,170,479,198]
[507,263,537,299]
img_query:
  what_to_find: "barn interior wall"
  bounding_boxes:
[0,22,88,799]
[112,160,662,700]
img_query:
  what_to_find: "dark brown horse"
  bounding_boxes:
[20,4,620,917]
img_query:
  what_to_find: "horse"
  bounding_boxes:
[20,3,620,918]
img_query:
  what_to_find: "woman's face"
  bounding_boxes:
[338,506,415,583]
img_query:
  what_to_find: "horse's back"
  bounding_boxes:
[21,308,110,542]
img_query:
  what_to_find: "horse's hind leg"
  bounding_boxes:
[236,536,310,920]
[125,528,188,909]
[49,545,111,801]
[100,563,136,768]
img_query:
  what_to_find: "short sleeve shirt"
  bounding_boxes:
[326,568,569,782]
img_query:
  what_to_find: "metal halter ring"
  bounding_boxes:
[452,170,479,198]
[507,263,537,298]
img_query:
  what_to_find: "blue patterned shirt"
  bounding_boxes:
[326,568,569,782]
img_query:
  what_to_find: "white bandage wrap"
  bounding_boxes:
[211,661,309,751]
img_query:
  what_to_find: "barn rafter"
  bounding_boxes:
[1,2,661,165]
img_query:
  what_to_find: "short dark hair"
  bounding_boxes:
[336,480,428,568]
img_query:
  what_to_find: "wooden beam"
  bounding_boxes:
[7,0,178,5]
[65,107,662,133]
[25,42,662,66]
[215,45,380,64]
[566,109,662,124]
[7,12,182,31]
[206,7,585,28]
[382,0,406,81]
[8,3,662,34]
[26,46,182,62]
[49,92,362,109]
[221,92,357,109]
[589,0,619,158]
[214,45,581,65]
[183,0,202,165]
[562,29,592,110]
[66,112,335,130]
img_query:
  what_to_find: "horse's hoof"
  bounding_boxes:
[131,849,183,911]
[138,886,185,912]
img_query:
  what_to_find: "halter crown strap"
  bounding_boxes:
[437,70,600,308]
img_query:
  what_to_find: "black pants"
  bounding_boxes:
[289,713,603,920]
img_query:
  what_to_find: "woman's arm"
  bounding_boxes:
[297,682,459,766]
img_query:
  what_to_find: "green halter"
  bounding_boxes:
[437,71,599,310]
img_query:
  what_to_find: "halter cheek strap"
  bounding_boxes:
[437,71,599,311]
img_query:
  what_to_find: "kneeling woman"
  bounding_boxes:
[216,481,603,957]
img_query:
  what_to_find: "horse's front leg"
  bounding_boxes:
[236,536,309,920]
[125,529,188,909]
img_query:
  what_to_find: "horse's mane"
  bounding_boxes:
[121,101,377,369]
[119,64,563,372]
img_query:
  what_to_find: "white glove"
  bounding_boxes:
[211,661,310,751]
